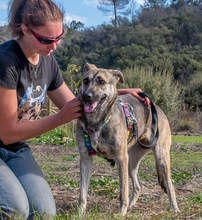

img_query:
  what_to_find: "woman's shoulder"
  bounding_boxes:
[0,40,22,59]
[0,40,19,52]
[0,40,26,66]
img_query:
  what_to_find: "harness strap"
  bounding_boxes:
[138,92,159,148]
[81,127,96,156]
[81,114,112,156]
[119,100,138,139]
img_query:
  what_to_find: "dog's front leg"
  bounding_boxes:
[78,152,93,213]
[116,153,129,216]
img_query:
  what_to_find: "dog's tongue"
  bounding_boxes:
[84,102,98,113]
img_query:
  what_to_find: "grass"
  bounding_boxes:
[172,135,202,143]
[29,126,76,147]
[25,129,202,219]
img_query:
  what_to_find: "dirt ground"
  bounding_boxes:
[30,142,202,219]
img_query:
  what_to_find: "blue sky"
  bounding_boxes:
[0,0,144,27]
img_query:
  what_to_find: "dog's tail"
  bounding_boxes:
[156,164,167,194]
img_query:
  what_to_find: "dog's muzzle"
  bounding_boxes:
[82,93,106,113]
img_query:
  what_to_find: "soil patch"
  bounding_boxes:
[30,142,202,219]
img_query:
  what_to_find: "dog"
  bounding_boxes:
[76,63,179,215]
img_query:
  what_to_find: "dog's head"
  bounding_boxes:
[79,63,124,114]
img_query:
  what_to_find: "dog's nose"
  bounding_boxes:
[82,93,92,101]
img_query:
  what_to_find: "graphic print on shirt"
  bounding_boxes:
[18,84,47,122]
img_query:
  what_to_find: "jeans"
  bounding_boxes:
[0,147,56,219]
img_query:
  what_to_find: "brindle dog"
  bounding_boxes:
[76,63,179,215]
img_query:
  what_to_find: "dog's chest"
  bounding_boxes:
[89,130,115,158]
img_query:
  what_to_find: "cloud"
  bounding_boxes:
[0,1,7,9]
[64,14,87,25]
[0,20,7,26]
[136,0,144,5]
[84,0,99,8]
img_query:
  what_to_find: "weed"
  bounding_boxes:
[90,176,119,198]
[188,191,201,204]
[29,134,202,219]
[29,126,75,146]
[171,170,193,184]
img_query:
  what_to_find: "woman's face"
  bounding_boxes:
[27,22,64,56]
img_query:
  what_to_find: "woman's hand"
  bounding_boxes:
[57,97,82,124]
[117,88,150,107]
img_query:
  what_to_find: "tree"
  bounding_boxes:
[97,0,130,27]
[69,21,84,31]
[142,0,167,9]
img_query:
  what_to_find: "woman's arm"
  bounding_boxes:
[117,88,150,107]
[47,82,75,110]
[0,83,82,145]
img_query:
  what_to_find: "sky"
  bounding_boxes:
[0,0,144,27]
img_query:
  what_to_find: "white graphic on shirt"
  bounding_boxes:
[18,84,47,122]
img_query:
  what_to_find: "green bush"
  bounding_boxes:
[61,64,82,95]
[174,119,198,132]
[119,66,182,116]
[184,71,202,110]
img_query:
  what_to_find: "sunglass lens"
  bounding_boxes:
[38,37,53,45]
[39,37,62,45]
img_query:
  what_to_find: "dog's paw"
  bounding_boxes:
[118,205,128,216]
[167,204,180,213]
[77,205,86,217]
[113,213,126,219]
[129,194,139,208]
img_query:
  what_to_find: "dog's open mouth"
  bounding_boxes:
[84,96,106,113]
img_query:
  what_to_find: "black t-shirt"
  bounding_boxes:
[0,40,64,151]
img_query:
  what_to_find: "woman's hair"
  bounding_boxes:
[8,0,64,38]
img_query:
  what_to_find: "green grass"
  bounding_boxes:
[29,126,76,147]
[172,136,202,143]
[30,128,202,145]
[90,176,119,198]
[27,129,202,219]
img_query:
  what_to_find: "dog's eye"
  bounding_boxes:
[98,77,106,85]
[83,78,89,85]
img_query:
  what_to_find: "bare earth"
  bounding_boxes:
[30,142,202,219]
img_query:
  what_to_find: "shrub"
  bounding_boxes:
[184,71,202,110]
[119,66,182,116]
[61,64,82,95]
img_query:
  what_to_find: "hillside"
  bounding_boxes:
[0,0,201,111]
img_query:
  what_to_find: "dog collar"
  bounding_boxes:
[81,114,112,156]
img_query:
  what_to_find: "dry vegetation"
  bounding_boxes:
[31,139,201,219]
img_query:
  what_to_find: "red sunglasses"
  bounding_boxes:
[29,28,64,45]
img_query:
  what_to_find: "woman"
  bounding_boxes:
[0,0,149,219]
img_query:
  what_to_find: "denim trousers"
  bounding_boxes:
[0,147,56,219]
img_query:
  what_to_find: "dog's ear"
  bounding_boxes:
[112,70,125,84]
[83,63,97,74]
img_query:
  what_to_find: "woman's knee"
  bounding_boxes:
[6,148,56,218]
[25,176,56,218]
[29,204,56,219]
[0,196,29,220]
[29,192,56,219]
[0,159,29,219]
